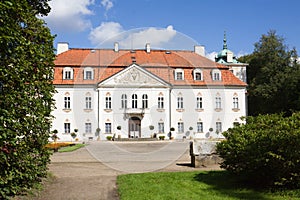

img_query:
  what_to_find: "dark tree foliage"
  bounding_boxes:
[217,113,300,188]
[0,0,55,198]
[239,30,300,116]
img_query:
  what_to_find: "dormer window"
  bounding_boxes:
[175,68,184,80]
[63,67,73,80]
[212,69,221,81]
[193,69,203,81]
[84,67,94,80]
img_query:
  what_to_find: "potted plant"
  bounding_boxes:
[71,129,77,141]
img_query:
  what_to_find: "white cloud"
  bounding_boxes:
[89,22,124,45]
[89,23,177,48]
[101,0,113,11]
[206,51,217,61]
[43,0,95,32]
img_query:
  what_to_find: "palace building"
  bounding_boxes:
[52,41,247,141]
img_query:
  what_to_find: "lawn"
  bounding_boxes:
[117,171,300,200]
[58,143,86,152]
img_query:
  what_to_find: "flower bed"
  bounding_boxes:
[45,142,75,151]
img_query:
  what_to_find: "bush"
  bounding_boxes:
[106,136,112,140]
[159,136,165,140]
[216,113,300,188]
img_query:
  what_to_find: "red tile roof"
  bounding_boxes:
[53,48,246,87]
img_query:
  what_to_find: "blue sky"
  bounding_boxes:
[42,0,300,59]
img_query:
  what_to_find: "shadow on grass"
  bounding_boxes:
[194,171,269,200]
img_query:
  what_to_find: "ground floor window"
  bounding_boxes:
[216,122,222,133]
[85,123,92,134]
[178,122,184,133]
[158,122,164,133]
[64,123,70,134]
[105,123,112,133]
[197,122,203,133]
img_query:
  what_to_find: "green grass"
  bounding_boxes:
[58,143,86,152]
[117,171,300,200]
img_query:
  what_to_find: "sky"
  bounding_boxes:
[42,0,300,60]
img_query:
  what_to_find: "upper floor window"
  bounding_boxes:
[212,69,221,81]
[233,97,239,109]
[158,96,164,109]
[215,97,222,109]
[85,96,92,109]
[121,94,127,109]
[132,94,138,109]
[64,96,71,109]
[196,96,203,109]
[177,96,184,109]
[84,67,94,80]
[63,67,73,80]
[142,94,148,109]
[105,94,111,109]
[193,69,203,81]
[175,68,184,80]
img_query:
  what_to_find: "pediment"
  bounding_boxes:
[98,64,170,88]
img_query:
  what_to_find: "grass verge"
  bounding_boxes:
[58,143,86,152]
[117,171,300,200]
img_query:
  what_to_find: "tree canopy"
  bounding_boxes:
[0,0,55,198]
[239,30,300,116]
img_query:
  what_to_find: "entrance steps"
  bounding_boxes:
[113,138,159,142]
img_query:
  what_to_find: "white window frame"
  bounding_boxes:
[193,69,203,81]
[85,96,92,109]
[196,96,203,109]
[142,94,148,109]
[84,67,94,80]
[197,122,203,133]
[64,123,70,134]
[178,122,184,133]
[63,67,73,80]
[216,122,222,133]
[85,123,92,134]
[158,96,164,109]
[105,123,111,133]
[233,97,239,109]
[64,96,71,109]
[158,122,164,133]
[121,94,127,109]
[177,96,183,109]
[175,68,184,80]
[212,69,221,81]
[215,97,221,109]
[105,96,112,109]
[132,94,138,109]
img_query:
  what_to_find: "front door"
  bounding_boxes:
[128,117,141,138]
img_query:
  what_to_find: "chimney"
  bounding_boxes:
[57,42,69,55]
[114,42,119,52]
[146,43,150,53]
[194,45,205,57]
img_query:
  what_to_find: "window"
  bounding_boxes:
[132,94,137,108]
[215,97,221,109]
[63,67,73,80]
[158,122,164,133]
[84,67,93,80]
[196,97,202,109]
[142,94,148,109]
[216,122,222,133]
[121,94,127,109]
[105,96,111,109]
[177,97,183,109]
[197,122,203,133]
[64,96,71,109]
[178,122,184,133]
[233,97,239,109]
[158,96,164,109]
[64,123,70,134]
[212,69,221,81]
[85,97,92,109]
[105,123,111,133]
[85,123,92,134]
[193,69,202,80]
[175,68,184,80]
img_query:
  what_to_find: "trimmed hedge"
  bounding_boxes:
[216,113,300,188]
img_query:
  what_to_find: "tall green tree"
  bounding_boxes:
[239,30,300,116]
[0,0,55,198]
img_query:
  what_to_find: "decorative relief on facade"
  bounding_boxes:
[114,68,158,85]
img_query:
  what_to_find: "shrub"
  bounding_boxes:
[216,113,300,188]
[159,136,165,140]
[106,136,112,140]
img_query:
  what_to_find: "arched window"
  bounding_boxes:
[142,94,148,109]
[121,94,127,109]
[132,94,138,108]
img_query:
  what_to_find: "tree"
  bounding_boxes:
[239,30,300,116]
[0,0,55,198]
